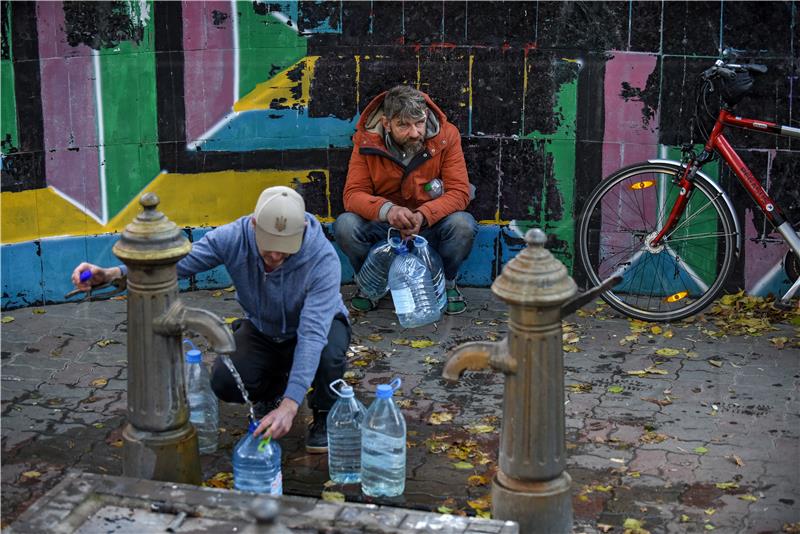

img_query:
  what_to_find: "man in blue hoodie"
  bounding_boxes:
[70,186,350,453]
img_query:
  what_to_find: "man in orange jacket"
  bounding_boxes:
[334,85,477,315]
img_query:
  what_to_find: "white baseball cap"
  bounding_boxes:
[253,186,306,254]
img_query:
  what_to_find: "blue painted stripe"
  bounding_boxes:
[2,241,43,309]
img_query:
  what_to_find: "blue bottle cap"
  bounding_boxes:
[79,270,92,283]
[185,349,202,363]
[394,243,409,255]
[248,421,257,434]
[376,384,393,399]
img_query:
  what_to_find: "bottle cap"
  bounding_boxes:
[185,349,202,363]
[423,182,433,191]
[79,270,92,283]
[329,378,354,398]
[376,384,393,399]
[248,421,257,434]
[394,243,409,255]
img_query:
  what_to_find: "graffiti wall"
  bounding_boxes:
[2,0,798,309]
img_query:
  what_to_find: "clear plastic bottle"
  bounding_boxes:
[424,178,443,199]
[388,243,441,328]
[327,379,367,484]
[361,378,406,497]
[410,235,446,311]
[233,421,283,495]
[183,340,218,454]
[355,229,403,301]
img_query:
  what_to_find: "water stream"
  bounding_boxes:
[220,355,256,423]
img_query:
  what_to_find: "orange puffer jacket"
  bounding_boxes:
[343,90,471,227]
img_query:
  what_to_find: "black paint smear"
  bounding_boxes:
[619,66,659,129]
[286,62,305,103]
[294,170,328,217]
[536,2,628,50]
[499,138,545,220]
[309,54,356,119]
[721,2,793,57]
[661,1,721,57]
[629,1,662,52]
[1,1,11,60]
[657,56,706,147]
[402,0,443,45]
[298,1,340,34]
[252,2,285,16]
[357,48,418,112]
[211,9,228,26]
[462,137,501,221]
[543,149,564,222]
[418,48,470,134]
[368,1,404,42]
[328,148,351,217]
[471,47,524,136]
[524,51,579,136]
[63,1,145,50]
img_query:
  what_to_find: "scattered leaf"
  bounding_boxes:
[423,356,440,365]
[476,510,492,519]
[640,431,668,444]
[224,286,236,292]
[607,385,624,394]
[466,496,491,510]
[1,316,15,323]
[569,383,593,393]
[644,366,669,375]
[680,514,690,522]
[223,317,238,324]
[32,309,46,315]
[655,348,680,357]
[704,508,716,516]
[367,333,383,342]
[466,424,494,434]
[211,290,223,297]
[96,339,117,347]
[620,334,639,346]
[109,439,123,448]
[90,378,109,387]
[694,446,709,455]
[321,491,345,503]
[21,471,41,479]
[708,360,723,368]
[729,454,744,467]
[592,485,613,492]
[437,505,454,514]
[352,360,369,367]
[598,524,614,533]
[622,517,649,534]
[628,471,640,478]
[770,336,789,349]
[704,525,715,531]
[429,412,454,425]
[650,325,662,335]
[392,338,410,346]
[641,396,673,407]
[563,345,581,353]
[738,494,759,502]
[202,472,233,489]
[396,399,414,409]
[663,330,674,338]
[453,461,474,470]
[410,339,436,349]
[93,423,105,429]
[715,482,739,490]
[343,371,358,380]
[467,475,488,486]
[563,331,580,344]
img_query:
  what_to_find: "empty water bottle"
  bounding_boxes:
[327,379,367,484]
[388,243,441,328]
[424,178,443,199]
[410,235,446,311]
[183,340,218,454]
[361,378,406,497]
[355,228,403,301]
[233,421,283,495]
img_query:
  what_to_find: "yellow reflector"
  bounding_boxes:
[664,291,688,303]
[630,180,655,190]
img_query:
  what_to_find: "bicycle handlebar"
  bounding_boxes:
[702,60,768,80]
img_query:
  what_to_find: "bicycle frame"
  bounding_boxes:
[653,108,800,303]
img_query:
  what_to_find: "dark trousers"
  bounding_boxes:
[210,314,350,413]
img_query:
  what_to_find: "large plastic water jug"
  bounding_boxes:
[361,378,406,497]
[327,379,366,484]
[388,243,441,328]
[410,235,446,311]
[355,228,403,301]
[232,421,283,495]
[183,339,218,454]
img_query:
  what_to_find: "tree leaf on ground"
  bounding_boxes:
[224,286,236,292]
[367,333,383,342]
[715,481,739,490]
[410,339,435,349]
[467,475,488,486]
[392,338,410,346]
[466,496,491,510]
[352,360,369,367]
[640,431,668,444]
[655,348,680,357]
[704,525,715,531]
[680,514,690,522]
[96,339,118,347]
[423,356,440,365]
[563,345,581,352]
[620,334,639,346]
[211,290,222,297]
[738,494,758,502]
[90,378,108,387]
[110,439,123,448]
[644,366,669,375]
[704,508,716,516]
[729,454,744,467]
[202,472,233,489]
[607,385,624,394]
[21,471,41,479]
[33,309,46,314]
[708,359,723,368]
[694,446,709,455]
[592,484,613,492]
[396,399,413,409]
[770,336,789,349]
[563,331,580,344]
[663,330,674,338]
[622,517,650,534]
[1,316,14,323]
[321,491,345,503]
[437,505,454,514]
[598,524,614,533]
[465,424,494,434]
[650,325,662,335]
[569,383,593,393]
[452,461,474,470]
[223,317,238,324]
[641,396,673,407]
[429,412,454,425]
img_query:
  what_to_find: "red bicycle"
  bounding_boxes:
[577,57,800,321]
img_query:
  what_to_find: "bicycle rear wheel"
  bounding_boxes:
[578,162,738,321]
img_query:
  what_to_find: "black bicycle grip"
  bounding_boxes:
[742,63,768,74]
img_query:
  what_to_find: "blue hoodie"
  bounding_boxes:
[175,213,348,406]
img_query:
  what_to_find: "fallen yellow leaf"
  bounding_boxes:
[392,338,410,346]
[211,290,222,297]
[33,309,46,315]
[467,475,488,486]
[410,339,436,349]
[224,317,238,324]
[1,316,14,323]
[452,461,474,470]
[367,333,383,342]
[224,286,236,292]
[21,471,41,479]
[466,496,491,510]
[655,348,680,357]
[96,339,117,347]
[466,424,495,434]
[428,412,454,425]
[563,345,581,353]
[715,482,739,490]
[202,471,233,489]
[650,325,662,335]
[476,510,491,519]
[321,491,345,503]
[708,359,723,368]
[437,505,454,514]
[90,378,108,387]
[738,494,758,502]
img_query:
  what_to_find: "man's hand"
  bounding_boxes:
[253,398,298,440]
[70,262,122,291]
[400,211,426,239]
[387,206,417,231]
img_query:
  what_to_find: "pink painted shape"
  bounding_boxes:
[37,4,101,218]
[599,52,661,276]
[183,1,236,142]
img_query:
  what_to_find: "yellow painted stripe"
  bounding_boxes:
[233,56,320,112]
[1,169,327,244]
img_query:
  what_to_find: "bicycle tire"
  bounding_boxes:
[577,162,738,322]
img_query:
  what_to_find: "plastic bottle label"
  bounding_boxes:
[270,471,283,495]
[390,287,415,314]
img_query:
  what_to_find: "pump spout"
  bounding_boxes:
[153,301,236,354]
[442,338,514,381]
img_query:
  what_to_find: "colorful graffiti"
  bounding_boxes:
[2,0,798,309]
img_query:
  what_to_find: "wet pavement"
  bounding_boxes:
[1,286,799,533]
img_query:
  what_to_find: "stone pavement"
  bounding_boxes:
[1,285,798,533]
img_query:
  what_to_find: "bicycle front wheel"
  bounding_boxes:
[578,163,738,321]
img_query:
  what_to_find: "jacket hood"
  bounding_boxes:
[357,90,448,138]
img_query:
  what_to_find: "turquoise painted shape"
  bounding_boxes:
[2,242,43,309]
[196,109,357,151]
[611,249,704,298]
[41,235,121,304]
[457,224,498,286]
[190,228,233,290]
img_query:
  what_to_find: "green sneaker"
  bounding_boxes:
[350,293,377,312]
[445,286,467,315]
